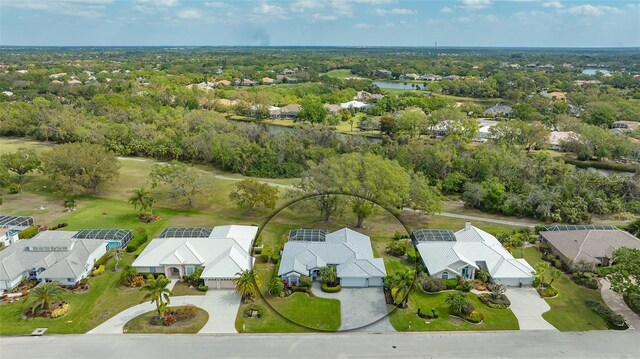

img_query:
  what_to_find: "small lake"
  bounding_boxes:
[573,166,635,177]
[245,121,383,143]
[374,81,426,90]
[582,68,611,75]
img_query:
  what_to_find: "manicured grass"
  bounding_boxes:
[171,281,206,296]
[236,293,341,333]
[323,69,364,80]
[123,306,208,334]
[389,290,519,331]
[0,253,146,335]
[515,247,608,331]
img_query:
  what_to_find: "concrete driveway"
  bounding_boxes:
[88,290,241,334]
[506,287,557,330]
[312,282,395,332]
[600,278,640,330]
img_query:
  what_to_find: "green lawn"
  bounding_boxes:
[323,69,364,80]
[171,281,206,296]
[0,253,146,335]
[515,247,608,331]
[389,290,519,331]
[123,306,208,334]
[236,293,340,332]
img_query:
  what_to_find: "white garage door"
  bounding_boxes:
[341,277,368,288]
[204,278,236,289]
[493,277,534,287]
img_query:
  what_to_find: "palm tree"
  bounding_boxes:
[141,274,173,318]
[389,270,419,308]
[28,282,65,314]
[535,262,550,288]
[128,188,155,216]
[319,266,338,285]
[549,267,562,286]
[445,291,469,316]
[234,269,258,302]
[267,277,284,296]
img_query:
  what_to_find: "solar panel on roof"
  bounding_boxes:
[542,225,618,232]
[288,229,327,242]
[158,227,213,238]
[411,229,457,243]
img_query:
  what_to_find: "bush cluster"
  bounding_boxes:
[537,286,558,298]
[585,299,627,329]
[49,223,69,230]
[50,303,70,318]
[421,277,446,293]
[444,278,458,290]
[479,293,511,309]
[298,276,312,288]
[572,272,599,290]
[92,265,105,276]
[95,251,113,268]
[197,285,208,292]
[456,280,473,292]
[463,311,485,324]
[624,292,640,316]
[126,227,148,253]
[175,305,198,319]
[260,245,272,263]
[321,283,342,293]
[18,225,39,239]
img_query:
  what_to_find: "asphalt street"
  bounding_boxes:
[1,330,639,359]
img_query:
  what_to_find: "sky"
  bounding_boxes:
[1,0,639,47]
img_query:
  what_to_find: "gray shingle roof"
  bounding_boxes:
[540,229,640,263]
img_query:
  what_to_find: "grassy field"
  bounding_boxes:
[389,290,519,331]
[123,306,208,334]
[514,247,608,331]
[0,253,145,335]
[323,69,365,80]
[171,282,206,296]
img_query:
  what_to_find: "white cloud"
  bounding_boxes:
[204,2,228,7]
[290,0,323,12]
[485,14,499,23]
[312,14,338,21]
[2,0,114,17]
[350,0,395,3]
[542,1,563,9]
[565,4,621,16]
[251,2,289,20]
[458,0,491,9]
[133,0,179,14]
[440,7,453,13]
[177,8,201,19]
[354,23,372,29]
[374,8,417,16]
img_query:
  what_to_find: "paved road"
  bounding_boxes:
[311,283,395,332]
[88,290,241,334]
[430,212,537,228]
[506,287,557,331]
[601,278,640,330]
[2,331,639,359]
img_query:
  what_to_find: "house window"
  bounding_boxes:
[442,271,449,279]
[149,267,156,273]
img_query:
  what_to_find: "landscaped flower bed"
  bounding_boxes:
[537,286,558,298]
[24,301,69,318]
[478,293,511,309]
[7,279,38,294]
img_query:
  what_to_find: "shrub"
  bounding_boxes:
[270,252,281,263]
[585,299,627,329]
[197,285,208,292]
[532,278,541,288]
[479,293,511,309]
[290,286,308,293]
[537,286,558,298]
[138,212,158,223]
[8,183,21,194]
[120,266,139,286]
[456,280,473,292]
[475,270,489,283]
[126,227,148,253]
[298,276,312,288]
[623,292,640,316]
[260,245,272,263]
[130,275,145,288]
[175,305,198,319]
[95,251,113,268]
[92,265,105,276]
[321,283,342,293]
[462,301,475,315]
[50,303,70,318]
[18,225,39,239]
[49,223,69,230]
[184,267,203,286]
[572,272,599,290]
[386,240,411,256]
[444,278,458,290]
[393,231,408,240]
[464,311,485,323]
[162,313,177,326]
[421,277,446,293]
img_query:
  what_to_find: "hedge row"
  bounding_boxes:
[126,227,149,253]
[321,283,342,293]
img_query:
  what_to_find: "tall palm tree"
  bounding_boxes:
[445,291,469,315]
[141,274,173,318]
[549,267,562,286]
[28,282,65,314]
[234,270,258,302]
[389,270,419,308]
[535,262,550,289]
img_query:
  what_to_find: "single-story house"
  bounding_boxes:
[278,228,386,288]
[0,231,108,290]
[215,98,239,107]
[284,77,299,83]
[324,104,342,115]
[401,73,420,80]
[484,105,513,118]
[540,91,567,101]
[340,100,372,111]
[238,79,257,86]
[412,223,535,287]
[1,91,13,97]
[262,77,275,85]
[67,79,82,86]
[280,104,301,118]
[0,215,34,247]
[214,80,232,87]
[611,121,639,134]
[354,91,384,102]
[132,225,257,289]
[539,225,640,267]
[475,119,498,142]
[548,131,578,150]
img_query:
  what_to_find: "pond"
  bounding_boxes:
[374,81,426,90]
[573,166,635,177]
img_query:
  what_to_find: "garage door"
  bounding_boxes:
[341,277,368,287]
[493,277,533,287]
[204,278,236,289]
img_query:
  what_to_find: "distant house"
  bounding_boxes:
[1,91,13,97]
[401,73,419,80]
[51,80,64,85]
[280,104,301,118]
[358,117,381,131]
[215,98,239,108]
[412,223,535,287]
[548,131,578,150]
[340,100,372,111]
[539,225,640,267]
[540,91,567,101]
[262,77,275,85]
[475,119,498,142]
[278,228,386,288]
[0,231,108,290]
[188,82,215,91]
[284,77,299,84]
[323,104,342,115]
[0,215,34,247]
[240,79,257,86]
[67,79,82,86]
[49,73,67,79]
[443,75,461,81]
[420,74,440,81]
[354,91,384,102]
[214,80,232,87]
[133,225,257,289]
[484,104,513,118]
[268,106,282,118]
[611,121,639,134]
[276,74,285,81]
